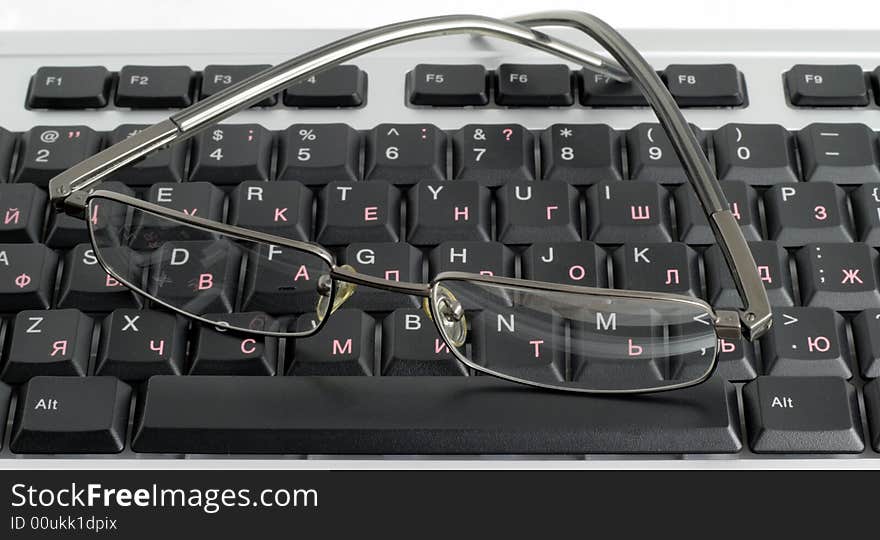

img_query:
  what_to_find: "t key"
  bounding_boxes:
[764,183,854,246]
[96,309,187,380]
[365,124,446,184]
[797,123,880,184]
[190,124,273,184]
[521,241,608,287]
[0,309,93,384]
[613,242,701,297]
[713,124,799,185]
[0,244,58,311]
[315,181,401,245]
[540,124,622,184]
[228,181,312,241]
[277,123,361,184]
[626,123,707,184]
[406,180,491,245]
[795,243,880,310]
[761,307,850,377]
[452,124,535,185]
[496,182,580,244]
[14,126,102,187]
[587,181,672,244]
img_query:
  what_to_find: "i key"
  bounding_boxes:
[108,125,188,185]
[797,123,880,184]
[0,244,58,311]
[381,308,467,376]
[287,309,375,375]
[190,313,277,375]
[57,244,142,311]
[452,124,535,185]
[44,181,133,249]
[315,181,401,245]
[201,64,276,106]
[496,182,580,244]
[0,184,47,243]
[342,242,423,310]
[277,123,361,184]
[713,124,799,185]
[587,181,672,244]
[851,183,880,246]
[190,124,273,184]
[613,242,701,297]
[626,123,707,184]
[228,181,312,241]
[133,182,225,245]
[704,241,794,307]
[365,124,446,184]
[241,244,331,315]
[148,240,241,314]
[96,309,188,380]
[674,181,761,244]
[407,180,491,245]
[540,124,623,184]
[852,309,880,378]
[761,307,850,377]
[764,183,854,246]
[795,243,880,310]
[521,241,608,287]
[14,126,101,187]
[0,309,93,384]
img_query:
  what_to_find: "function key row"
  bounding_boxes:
[785,64,880,107]
[25,65,367,110]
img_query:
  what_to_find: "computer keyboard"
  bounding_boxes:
[1,26,880,464]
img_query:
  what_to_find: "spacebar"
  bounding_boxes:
[132,376,742,454]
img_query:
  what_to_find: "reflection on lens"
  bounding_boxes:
[88,195,334,336]
[432,278,718,392]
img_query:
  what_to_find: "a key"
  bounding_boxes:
[0,381,8,449]
[428,241,515,280]
[407,64,489,106]
[761,307,851,377]
[613,242,701,297]
[96,309,187,380]
[586,181,672,244]
[406,180,491,245]
[381,308,467,376]
[0,127,15,182]
[714,338,758,382]
[713,124,799,185]
[0,309,93,384]
[452,124,535,185]
[851,183,880,246]
[704,241,794,308]
[115,65,194,108]
[44,181,133,248]
[190,313,277,375]
[283,65,366,107]
[341,242,423,310]
[798,123,880,184]
[795,243,880,310]
[148,240,241,313]
[496,181,580,244]
[470,308,565,383]
[276,123,361,184]
[107,125,188,185]
[364,124,446,184]
[287,309,375,375]
[56,243,143,311]
[11,376,131,454]
[134,182,225,245]
[240,244,330,315]
[579,68,648,106]
[200,64,276,106]
[626,123,707,184]
[663,64,746,107]
[27,66,111,109]
[786,65,869,107]
[315,181,401,245]
[0,244,58,312]
[865,380,880,451]
[521,241,608,287]
[540,124,623,184]
[495,64,573,106]
[851,309,880,378]
[743,376,863,453]
[190,124,273,184]
[228,181,312,241]
[13,126,101,187]
[0,184,47,243]
[674,181,761,244]
[763,183,854,246]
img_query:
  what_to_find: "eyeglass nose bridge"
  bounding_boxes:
[318,264,434,320]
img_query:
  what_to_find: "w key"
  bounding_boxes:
[764,183,854,246]
[795,243,880,310]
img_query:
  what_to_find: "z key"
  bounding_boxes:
[0,309,93,384]
[453,124,535,185]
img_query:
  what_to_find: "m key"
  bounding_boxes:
[795,243,880,310]
[761,307,850,377]
[0,309,93,384]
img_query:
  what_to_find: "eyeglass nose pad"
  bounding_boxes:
[423,285,467,347]
[316,265,357,321]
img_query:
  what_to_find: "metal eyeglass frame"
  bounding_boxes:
[48,10,772,394]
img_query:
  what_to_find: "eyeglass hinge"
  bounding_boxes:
[714,310,742,341]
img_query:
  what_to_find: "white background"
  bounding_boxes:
[1,0,879,31]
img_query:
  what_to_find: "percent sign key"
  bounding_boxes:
[279,124,361,183]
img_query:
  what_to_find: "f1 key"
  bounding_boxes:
[27,66,112,109]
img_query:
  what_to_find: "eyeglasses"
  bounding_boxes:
[48,10,772,394]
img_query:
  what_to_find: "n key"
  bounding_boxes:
[190,313,277,375]
[287,309,375,375]
[0,309,93,384]
[0,244,58,311]
[764,183,854,246]
[228,181,312,241]
[342,242,423,310]
[713,124,799,185]
[316,181,401,245]
[613,242,701,297]
[407,180,491,245]
[190,124,273,184]
[521,241,608,287]
[452,124,535,185]
[365,124,446,184]
[14,126,101,187]
[96,309,187,380]
[795,243,880,310]
[587,181,672,244]
[797,123,880,184]
[761,307,850,378]
[56,244,143,311]
[496,182,580,244]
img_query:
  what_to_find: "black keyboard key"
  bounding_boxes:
[115,65,194,108]
[579,68,648,106]
[663,64,745,107]
[797,123,880,184]
[149,240,241,313]
[714,338,758,382]
[277,123,361,184]
[0,244,58,312]
[241,244,330,315]
[761,307,850,377]
[0,184,47,243]
[613,242,700,297]
[0,309,93,384]
[96,309,187,380]
[764,183,854,246]
[365,124,446,184]
[11,376,131,454]
[626,123,707,184]
[0,381,8,449]
[714,124,799,185]
[521,241,608,287]
[108,125,188,185]
[587,181,672,244]
[190,124,273,184]
[381,308,467,376]
[44,181,132,248]
[852,183,880,246]
[133,182,225,246]
[284,65,366,107]
[316,181,401,245]
[407,180,491,245]
[190,313,277,375]
[743,376,863,453]
[228,181,312,241]
[786,65,869,107]
[495,64,573,106]
[540,124,622,184]
[796,243,880,310]
[14,126,101,187]
[452,124,535,185]
[429,241,515,280]
[56,243,142,311]
[27,66,111,109]
[200,64,276,106]
[866,380,880,451]
[496,181,580,244]
[852,309,880,379]
[0,127,15,182]
[407,64,488,106]
[287,309,375,375]
[674,181,761,244]
[341,242,422,310]
[704,241,794,308]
